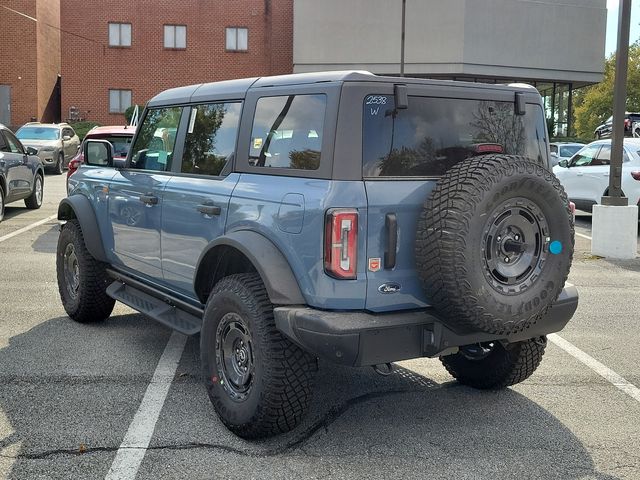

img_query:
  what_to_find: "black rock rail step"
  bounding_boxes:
[106,275,203,335]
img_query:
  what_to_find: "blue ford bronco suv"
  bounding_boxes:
[57,72,578,438]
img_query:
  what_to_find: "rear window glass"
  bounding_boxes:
[249,94,325,170]
[363,95,548,177]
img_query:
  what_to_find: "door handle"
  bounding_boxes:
[139,194,158,205]
[604,173,610,177]
[197,203,221,216]
[576,172,583,176]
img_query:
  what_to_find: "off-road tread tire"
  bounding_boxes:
[24,173,43,209]
[0,184,4,222]
[201,273,317,439]
[54,153,64,175]
[415,154,574,335]
[56,219,115,323]
[441,338,546,389]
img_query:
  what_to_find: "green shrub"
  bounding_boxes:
[70,121,101,141]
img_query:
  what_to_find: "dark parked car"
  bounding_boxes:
[594,112,640,139]
[0,124,45,222]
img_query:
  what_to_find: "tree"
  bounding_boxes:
[574,41,640,138]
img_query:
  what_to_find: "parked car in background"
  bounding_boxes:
[593,112,640,139]
[15,122,80,174]
[553,139,640,213]
[549,142,583,167]
[0,124,45,222]
[67,125,135,185]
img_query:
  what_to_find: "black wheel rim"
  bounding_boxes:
[481,197,549,295]
[215,313,254,401]
[63,243,80,299]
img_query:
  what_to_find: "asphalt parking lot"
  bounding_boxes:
[0,173,639,480]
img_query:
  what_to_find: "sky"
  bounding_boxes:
[606,0,640,56]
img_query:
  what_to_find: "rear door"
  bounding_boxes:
[161,101,242,296]
[1,130,31,199]
[108,106,184,282]
[361,86,549,312]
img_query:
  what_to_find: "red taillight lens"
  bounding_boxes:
[625,119,631,128]
[67,157,82,178]
[631,171,640,181]
[324,209,358,280]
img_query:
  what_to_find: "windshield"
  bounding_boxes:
[16,126,60,141]
[559,145,582,158]
[363,95,548,177]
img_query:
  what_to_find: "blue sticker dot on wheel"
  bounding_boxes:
[549,240,562,255]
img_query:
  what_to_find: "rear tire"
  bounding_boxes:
[24,173,43,209]
[441,337,546,389]
[56,219,115,323]
[201,273,317,438]
[0,184,4,223]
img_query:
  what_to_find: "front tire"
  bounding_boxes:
[441,338,546,389]
[54,153,64,175]
[201,273,317,439]
[0,184,4,222]
[56,219,115,323]
[24,173,43,209]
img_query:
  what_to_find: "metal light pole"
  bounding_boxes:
[400,0,406,77]
[602,0,632,206]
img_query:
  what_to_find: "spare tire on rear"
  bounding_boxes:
[415,154,574,335]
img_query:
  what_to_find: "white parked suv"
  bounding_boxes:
[553,139,640,213]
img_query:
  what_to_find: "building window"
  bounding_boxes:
[164,25,186,49]
[108,23,131,47]
[109,89,132,113]
[226,27,248,51]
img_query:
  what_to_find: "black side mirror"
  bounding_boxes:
[558,159,569,168]
[25,146,38,156]
[113,158,126,169]
[83,139,114,167]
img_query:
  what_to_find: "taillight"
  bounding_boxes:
[67,157,82,179]
[625,119,631,128]
[474,143,503,154]
[324,209,358,279]
[631,171,640,181]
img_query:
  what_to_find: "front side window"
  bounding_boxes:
[164,25,186,49]
[226,27,248,51]
[129,107,182,172]
[108,23,131,47]
[249,95,325,170]
[569,145,600,167]
[3,131,23,154]
[182,102,242,176]
[363,95,548,177]
[109,89,132,113]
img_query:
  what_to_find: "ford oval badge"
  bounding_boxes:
[378,283,401,294]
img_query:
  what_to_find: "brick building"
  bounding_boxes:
[60,0,293,125]
[0,0,61,129]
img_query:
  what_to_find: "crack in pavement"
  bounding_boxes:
[0,386,435,461]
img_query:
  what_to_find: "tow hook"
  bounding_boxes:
[372,363,393,376]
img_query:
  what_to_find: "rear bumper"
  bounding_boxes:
[274,284,579,367]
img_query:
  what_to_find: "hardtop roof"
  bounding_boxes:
[147,71,538,107]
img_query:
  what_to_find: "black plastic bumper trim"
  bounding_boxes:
[274,284,579,367]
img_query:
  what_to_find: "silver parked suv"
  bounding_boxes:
[16,122,80,174]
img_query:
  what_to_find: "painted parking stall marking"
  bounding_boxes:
[0,214,57,243]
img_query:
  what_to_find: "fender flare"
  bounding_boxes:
[194,230,306,305]
[57,195,108,262]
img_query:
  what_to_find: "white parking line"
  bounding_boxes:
[548,334,640,404]
[574,231,592,241]
[0,214,57,243]
[105,331,187,480]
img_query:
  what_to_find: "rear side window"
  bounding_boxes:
[182,102,241,176]
[363,95,548,177]
[129,107,182,172]
[249,94,325,170]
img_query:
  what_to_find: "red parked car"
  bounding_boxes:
[67,125,135,185]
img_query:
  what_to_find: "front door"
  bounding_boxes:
[161,102,242,297]
[108,106,184,283]
[0,86,10,127]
